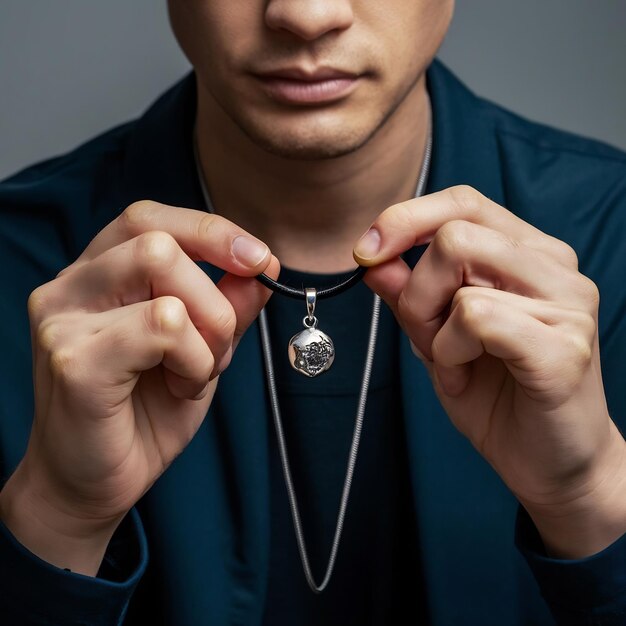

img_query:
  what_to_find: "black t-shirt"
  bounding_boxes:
[261,266,429,625]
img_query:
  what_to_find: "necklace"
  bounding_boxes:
[258,296,380,593]
[192,133,363,376]
[255,266,367,300]
[193,108,432,592]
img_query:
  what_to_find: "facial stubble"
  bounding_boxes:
[206,69,427,162]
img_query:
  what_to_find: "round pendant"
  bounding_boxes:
[288,326,335,377]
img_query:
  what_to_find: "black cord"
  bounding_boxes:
[255,265,367,300]
[193,129,369,301]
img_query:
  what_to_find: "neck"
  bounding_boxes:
[195,76,430,273]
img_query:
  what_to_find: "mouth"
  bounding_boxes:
[251,67,363,105]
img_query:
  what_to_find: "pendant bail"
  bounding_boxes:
[305,287,316,323]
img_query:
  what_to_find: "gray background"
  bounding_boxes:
[1,1,625,180]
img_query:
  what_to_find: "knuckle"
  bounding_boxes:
[578,276,600,310]
[146,296,188,336]
[135,230,179,273]
[578,310,598,342]
[566,309,597,347]
[449,185,483,217]
[458,294,495,327]
[433,219,473,258]
[450,285,474,310]
[564,331,593,368]
[555,240,579,269]
[27,286,48,323]
[36,318,63,353]
[120,200,155,231]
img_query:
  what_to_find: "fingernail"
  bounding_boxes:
[232,235,269,267]
[354,227,381,260]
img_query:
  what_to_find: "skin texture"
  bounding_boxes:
[170,0,449,270]
[354,186,626,558]
[169,0,450,160]
[0,204,280,575]
[0,0,624,579]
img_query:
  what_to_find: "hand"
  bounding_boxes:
[6,201,279,548]
[354,185,626,558]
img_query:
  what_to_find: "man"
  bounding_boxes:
[0,1,625,624]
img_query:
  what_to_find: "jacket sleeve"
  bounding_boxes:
[515,505,626,625]
[0,505,148,625]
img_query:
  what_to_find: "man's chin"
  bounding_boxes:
[234,117,379,161]
[249,138,367,161]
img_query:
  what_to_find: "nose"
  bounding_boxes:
[265,0,354,41]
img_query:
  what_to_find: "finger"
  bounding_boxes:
[362,256,412,316]
[62,200,271,277]
[38,231,238,365]
[39,257,281,380]
[428,290,591,398]
[390,221,585,358]
[78,296,216,401]
[216,254,281,352]
[447,286,598,335]
[353,185,579,270]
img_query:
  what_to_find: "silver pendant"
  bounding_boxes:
[288,288,335,377]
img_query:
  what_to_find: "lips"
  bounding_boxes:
[252,67,362,105]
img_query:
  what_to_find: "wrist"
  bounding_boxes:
[522,425,626,559]
[0,462,125,576]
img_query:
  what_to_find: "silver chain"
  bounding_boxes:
[193,104,432,593]
[258,295,381,593]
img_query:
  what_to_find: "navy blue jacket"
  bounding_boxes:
[1,59,625,625]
